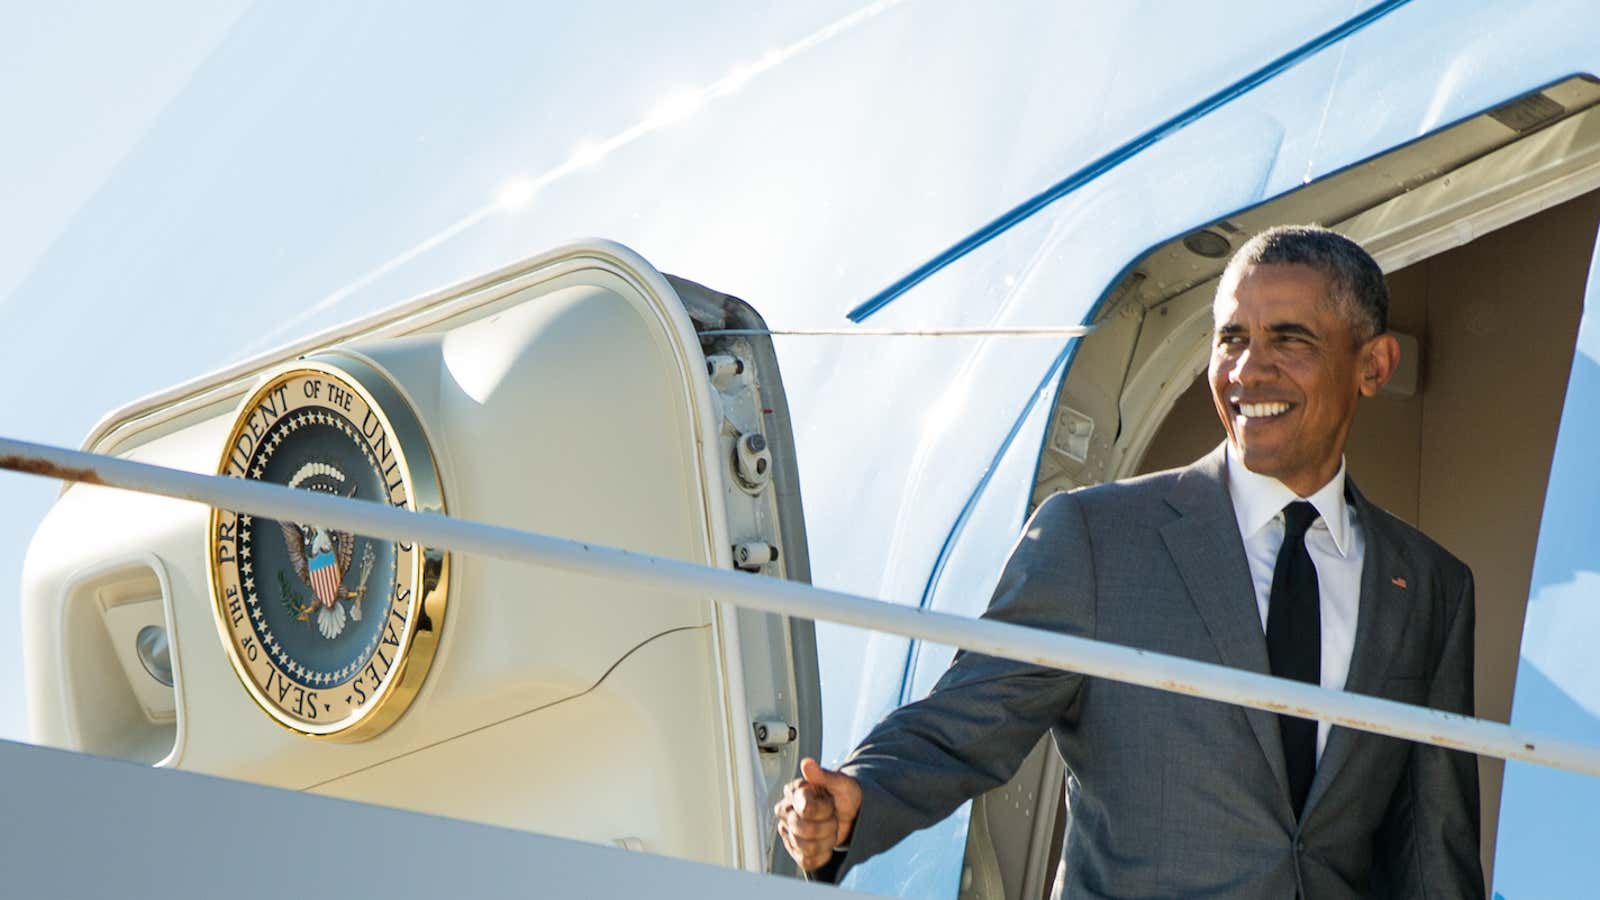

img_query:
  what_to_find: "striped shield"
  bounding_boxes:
[308,551,340,607]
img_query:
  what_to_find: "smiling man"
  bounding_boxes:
[778,226,1483,898]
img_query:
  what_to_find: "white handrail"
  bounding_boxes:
[3,434,1596,777]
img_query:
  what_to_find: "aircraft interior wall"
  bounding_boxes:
[1136,186,1600,881]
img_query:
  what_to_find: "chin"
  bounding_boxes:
[1233,444,1285,477]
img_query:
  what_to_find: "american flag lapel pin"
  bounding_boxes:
[1391,576,1408,589]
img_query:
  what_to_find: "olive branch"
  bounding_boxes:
[278,570,312,620]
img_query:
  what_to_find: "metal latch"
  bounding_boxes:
[753,719,797,752]
[705,354,746,390]
[732,431,772,493]
[733,541,778,572]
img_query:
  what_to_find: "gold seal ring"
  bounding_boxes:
[206,355,448,741]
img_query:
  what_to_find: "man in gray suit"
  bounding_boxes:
[777,226,1482,898]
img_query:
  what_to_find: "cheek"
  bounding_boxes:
[1207,353,1229,387]
[1207,370,1229,408]
[1295,372,1352,425]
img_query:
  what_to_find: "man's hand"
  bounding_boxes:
[774,757,863,872]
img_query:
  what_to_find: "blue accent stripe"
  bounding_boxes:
[846,0,1414,323]
[897,339,1077,704]
[896,220,1163,698]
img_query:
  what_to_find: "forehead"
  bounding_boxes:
[1213,263,1335,324]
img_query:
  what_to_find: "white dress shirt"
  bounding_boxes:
[1224,446,1365,762]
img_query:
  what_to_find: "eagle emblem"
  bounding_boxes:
[211,361,449,738]
[277,462,375,639]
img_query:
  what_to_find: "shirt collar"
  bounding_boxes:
[1224,444,1352,557]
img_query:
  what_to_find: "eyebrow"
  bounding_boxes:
[1215,321,1320,340]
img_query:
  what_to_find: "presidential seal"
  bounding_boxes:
[208,356,448,740]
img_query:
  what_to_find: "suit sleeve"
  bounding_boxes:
[826,491,1095,882]
[1374,566,1485,899]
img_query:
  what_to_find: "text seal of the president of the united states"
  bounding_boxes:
[208,355,448,740]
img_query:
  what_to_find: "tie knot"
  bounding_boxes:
[1283,501,1318,538]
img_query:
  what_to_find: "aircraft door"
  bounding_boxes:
[1491,225,1600,898]
[18,242,821,874]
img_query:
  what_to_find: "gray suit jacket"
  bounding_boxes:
[833,445,1482,898]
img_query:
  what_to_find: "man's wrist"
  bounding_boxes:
[803,849,847,884]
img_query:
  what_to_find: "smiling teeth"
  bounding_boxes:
[1239,402,1290,418]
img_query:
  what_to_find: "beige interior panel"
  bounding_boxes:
[1135,188,1600,880]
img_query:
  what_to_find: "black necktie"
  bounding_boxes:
[1267,500,1321,818]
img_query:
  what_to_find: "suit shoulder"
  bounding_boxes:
[1036,466,1182,521]
[1363,502,1472,582]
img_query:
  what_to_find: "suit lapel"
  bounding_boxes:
[1160,445,1290,801]
[1302,482,1415,817]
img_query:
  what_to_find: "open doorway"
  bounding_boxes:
[1138,186,1600,876]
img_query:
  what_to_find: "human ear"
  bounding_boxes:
[1358,332,1401,397]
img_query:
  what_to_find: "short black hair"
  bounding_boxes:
[1219,225,1388,339]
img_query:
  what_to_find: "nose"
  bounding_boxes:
[1228,344,1275,386]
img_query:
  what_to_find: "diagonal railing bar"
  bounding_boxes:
[1,434,1594,777]
[697,326,1096,338]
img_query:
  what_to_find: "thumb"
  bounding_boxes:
[799,757,861,848]
[800,757,837,789]
[800,758,861,809]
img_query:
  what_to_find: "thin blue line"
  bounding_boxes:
[897,339,1077,704]
[846,0,1414,323]
[895,226,1158,700]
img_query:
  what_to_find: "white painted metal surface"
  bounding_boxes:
[0,738,866,899]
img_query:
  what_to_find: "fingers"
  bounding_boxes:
[792,782,836,820]
[775,780,836,827]
[782,809,838,840]
[775,776,841,871]
[776,815,838,871]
